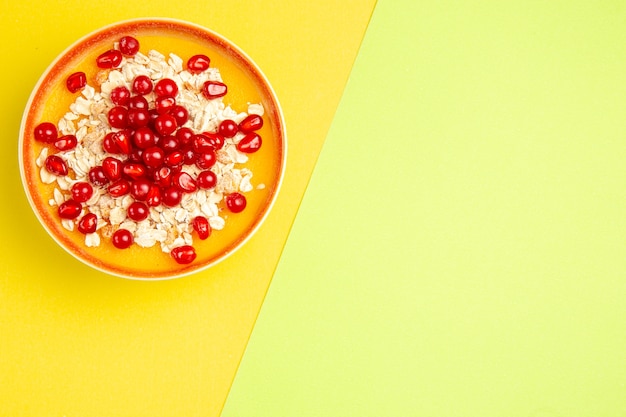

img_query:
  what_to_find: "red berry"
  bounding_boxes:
[34,122,57,143]
[110,86,131,106]
[102,156,123,181]
[142,146,165,168]
[192,133,214,153]
[132,127,157,149]
[154,78,178,97]
[127,201,149,221]
[45,155,68,176]
[153,166,173,188]
[159,135,180,153]
[196,170,217,189]
[218,119,238,138]
[202,132,224,150]
[127,108,150,129]
[128,95,149,109]
[119,36,140,56]
[237,132,262,153]
[111,130,133,155]
[225,192,246,213]
[171,245,197,264]
[66,72,87,93]
[162,186,182,207]
[202,81,227,99]
[112,228,133,249]
[176,127,194,146]
[192,216,211,240]
[239,114,264,133]
[164,150,184,167]
[195,151,216,170]
[132,75,153,95]
[96,49,122,69]
[58,199,82,219]
[170,105,189,125]
[154,113,177,136]
[130,178,152,201]
[187,54,210,73]
[78,213,98,234]
[103,132,120,153]
[107,106,128,129]
[146,184,162,207]
[70,181,93,203]
[123,162,147,180]
[88,166,109,187]
[108,179,131,197]
[155,95,176,114]
[54,134,77,151]
[172,171,197,193]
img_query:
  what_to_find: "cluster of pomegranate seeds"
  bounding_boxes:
[34,35,265,266]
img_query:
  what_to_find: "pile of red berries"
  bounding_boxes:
[33,36,264,264]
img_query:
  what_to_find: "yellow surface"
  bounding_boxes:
[0,1,375,416]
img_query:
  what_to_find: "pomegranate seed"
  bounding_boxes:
[237,132,262,153]
[172,171,197,193]
[164,150,184,167]
[153,166,173,188]
[132,127,157,149]
[102,132,120,153]
[54,134,77,151]
[34,122,57,143]
[123,162,148,180]
[108,179,131,197]
[96,49,122,69]
[88,166,109,187]
[170,105,189,125]
[192,216,211,240]
[127,107,150,129]
[132,75,153,95]
[45,155,68,176]
[119,36,140,56]
[176,127,194,147]
[202,132,225,150]
[128,95,149,109]
[112,228,133,249]
[239,114,264,133]
[225,192,247,213]
[127,201,149,221]
[187,54,210,73]
[78,213,98,234]
[162,186,182,207]
[154,113,177,136]
[154,78,178,97]
[66,72,86,93]
[196,170,217,189]
[130,178,152,201]
[107,106,128,129]
[195,151,217,169]
[58,199,82,219]
[192,133,215,153]
[171,245,196,264]
[155,95,176,114]
[142,146,165,168]
[110,86,131,106]
[218,119,238,138]
[159,135,180,153]
[102,156,123,181]
[70,181,93,203]
[202,81,227,99]
[112,130,133,155]
[182,147,196,165]
[146,185,162,207]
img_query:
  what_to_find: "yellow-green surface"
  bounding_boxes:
[222,0,626,416]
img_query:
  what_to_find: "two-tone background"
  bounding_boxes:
[1,1,625,416]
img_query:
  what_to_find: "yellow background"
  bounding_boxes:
[0,1,375,415]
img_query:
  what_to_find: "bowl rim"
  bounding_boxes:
[18,17,287,280]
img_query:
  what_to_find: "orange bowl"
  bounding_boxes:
[19,18,286,280]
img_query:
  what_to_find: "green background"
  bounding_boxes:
[222,0,626,416]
